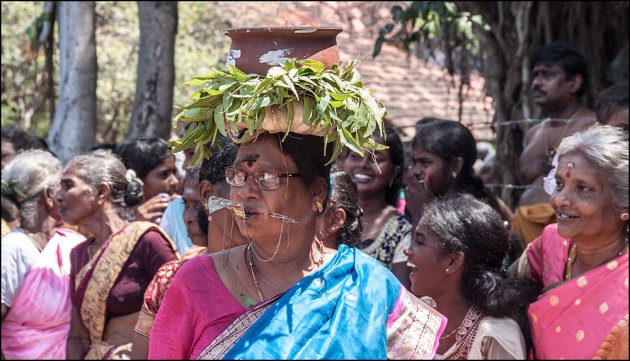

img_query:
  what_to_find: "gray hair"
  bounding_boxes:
[1,149,62,229]
[557,125,629,210]
[66,150,130,218]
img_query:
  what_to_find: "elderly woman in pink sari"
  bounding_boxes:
[1,149,85,359]
[513,125,629,359]
[1,228,85,359]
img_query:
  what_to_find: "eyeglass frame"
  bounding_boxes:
[225,167,301,190]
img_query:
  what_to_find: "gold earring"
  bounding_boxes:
[621,212,629,221]
[316,201,323,213]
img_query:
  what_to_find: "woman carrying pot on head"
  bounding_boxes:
[116,137,189,254]
[60,151,178,359]
[149,130,446,359]
[511,125,629,359]
[405,196,537,359]
[1,149,86,360]
[130,136,249,359]
[343,126,413,289]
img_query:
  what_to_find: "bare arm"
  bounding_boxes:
[66,306,90,359]
[519,124,546,184]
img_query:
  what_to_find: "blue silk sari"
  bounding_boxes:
[197,245,446,360]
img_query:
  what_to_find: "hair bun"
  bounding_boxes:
[125,169,138,183]
[124,169,144,207]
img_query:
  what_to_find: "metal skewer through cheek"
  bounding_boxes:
[226,204,297,263]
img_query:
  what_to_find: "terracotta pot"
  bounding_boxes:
[226,101,329,143]
[224,27,343,75]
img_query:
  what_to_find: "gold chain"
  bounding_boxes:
[245,242,264,302]
[564,238,629,280]
[245,240,326,303]
[439,325,463,340]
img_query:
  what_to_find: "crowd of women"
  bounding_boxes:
[1,115,627,359]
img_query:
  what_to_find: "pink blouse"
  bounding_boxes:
[148,254,245,359]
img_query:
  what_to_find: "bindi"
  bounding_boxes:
[243,154,260,168]
[565,162,575,178]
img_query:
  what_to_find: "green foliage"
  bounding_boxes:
[169,58,388,167]
[373,1,490,74]
[2,1,231,144]
[1,180,26,199]
[1,1,52,139]
[173,3,231,118]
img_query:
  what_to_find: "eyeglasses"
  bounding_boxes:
[225,167,300,190]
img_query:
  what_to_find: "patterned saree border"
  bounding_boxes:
[80,222,177,359]
[386,287,446,360]
[197,295,281,360]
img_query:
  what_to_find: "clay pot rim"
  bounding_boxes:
[224,26,343,36]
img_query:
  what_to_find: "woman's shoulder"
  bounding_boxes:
[478,315,522,335]
[172,253,219,289]
[530,223,568,253]
[1,229,30,247]
[383,210,411,232]
[474,316,526,359]
[1,230,41,259]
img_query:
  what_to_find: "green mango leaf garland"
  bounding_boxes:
[169,57,388,167]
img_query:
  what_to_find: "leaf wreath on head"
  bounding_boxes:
[168,56,388,167]
[1,180,26,200]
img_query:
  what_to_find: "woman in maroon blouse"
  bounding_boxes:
[58,150,178,359]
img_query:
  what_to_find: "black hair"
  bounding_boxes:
[420,196,540,349]
[411,120,503,216]
[414,117,448,133]
[90,142,118,153]
[116,137,173,180]
[326,170,363,248]
[272,132,334,189]
[379,126,405,207]
[1,124,48,152]
[199,136,238,185]
[197,136,238,236]
[596,83,629,124]
[530,41,589,97]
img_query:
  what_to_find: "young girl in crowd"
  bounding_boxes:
[405,196,538,359]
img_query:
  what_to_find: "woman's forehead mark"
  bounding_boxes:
[242,154,260,168]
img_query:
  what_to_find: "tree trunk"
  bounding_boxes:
[127,1,178,141]
[47,2,96,164]
[43,1,56,128]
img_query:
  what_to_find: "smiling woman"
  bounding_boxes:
[404,196,537,359]
[343,126,412,288]
[515,125,629,359]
